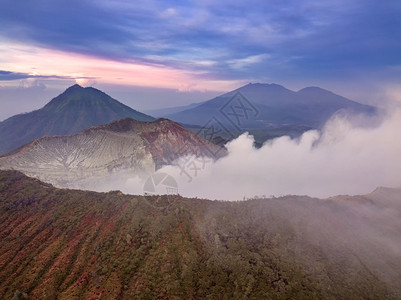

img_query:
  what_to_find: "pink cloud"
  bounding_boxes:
[0,42,240,92]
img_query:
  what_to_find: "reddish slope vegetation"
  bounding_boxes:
[0,170,400,299]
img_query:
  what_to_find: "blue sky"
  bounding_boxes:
[0,0,401,120]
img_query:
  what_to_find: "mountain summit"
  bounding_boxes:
[166,83,376,129]
[0,85,154,154]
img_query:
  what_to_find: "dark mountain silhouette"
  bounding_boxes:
[0,84,155,154]
[0,170,400,299]
[0,118,225,188]
[144,101,203,118]
[166,83,376,130]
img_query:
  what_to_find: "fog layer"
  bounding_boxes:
[113,109,399,200]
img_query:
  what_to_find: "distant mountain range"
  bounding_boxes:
[0,84,155,154]
[164,83,376,130]
[0,118,224,189]
[0,83,378,156]
[1,170,400,299]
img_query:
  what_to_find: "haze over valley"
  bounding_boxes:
[0,84,393,200]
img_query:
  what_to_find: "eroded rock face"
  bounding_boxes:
[0,118,225,189]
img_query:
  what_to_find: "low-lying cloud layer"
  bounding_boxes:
[112,109,401,200]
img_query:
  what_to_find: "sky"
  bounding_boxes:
[1,0,401,120]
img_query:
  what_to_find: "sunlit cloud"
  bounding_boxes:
[0,43,240,92]
[228,54,271,70]
[75,78,97,87]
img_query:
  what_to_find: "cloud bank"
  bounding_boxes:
[112,109,401,200]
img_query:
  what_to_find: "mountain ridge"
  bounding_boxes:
[165,83,376,130]
[0,84,155,154]
[0,117,225,189]
[0,170,400,299]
